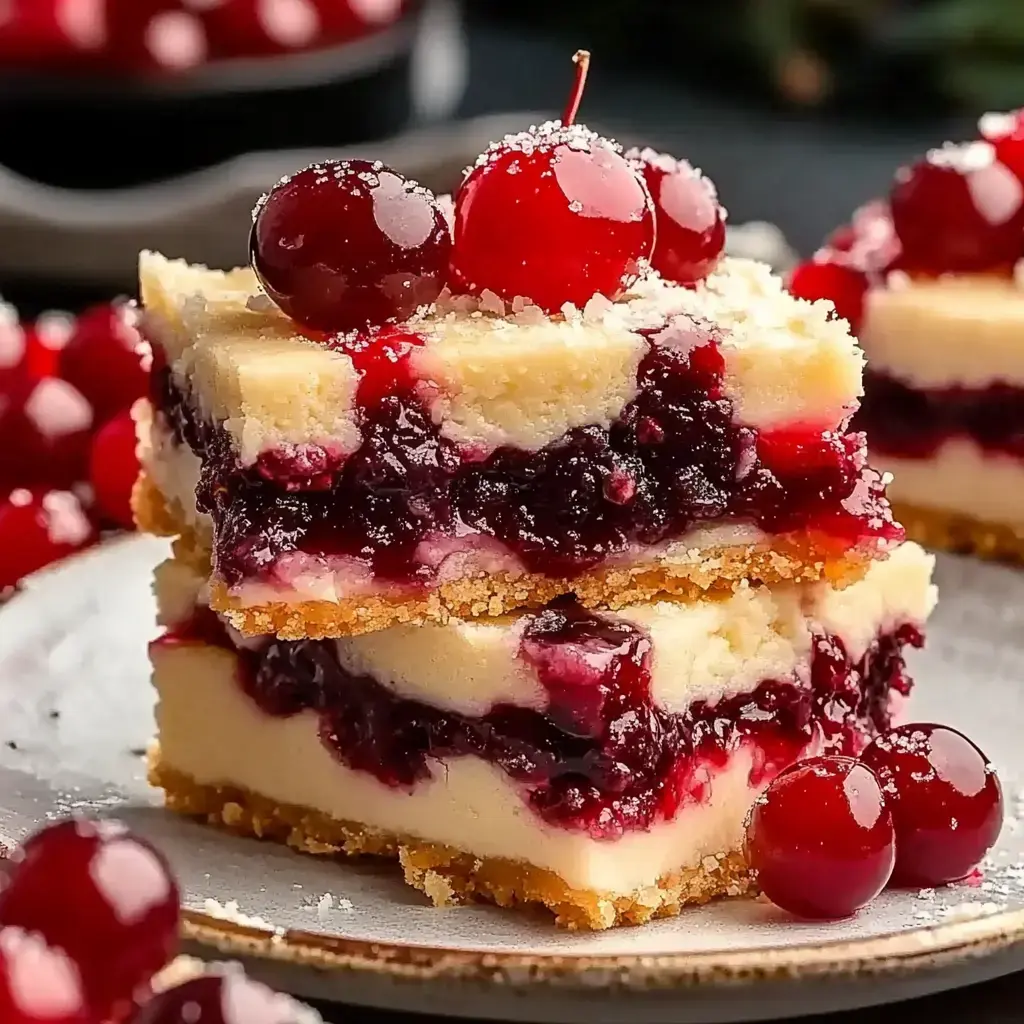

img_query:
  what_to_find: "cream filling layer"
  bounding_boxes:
[140,252,863,462]
[153,642,777,895]
[862,275,1024,388]
[154,542,935,720]
[878,437,1024,527]
[134,400,210,536]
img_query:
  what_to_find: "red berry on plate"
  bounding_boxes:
[449,52,655,313]
[0,818,180,1020]
[135,966,315,1024]
[890,142,1024,275]
[0,928,92,1024]
[251,159,452,334]
[787,259,869,332]
[88,410,140,529]
[861,723,1003,887]
[59,303,149,425]
[0,490,96,589]
[626,147,726,287]
[745,756,895,919]
[23,313,75,381]
[0,376,94,492]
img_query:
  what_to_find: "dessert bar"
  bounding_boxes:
[148,542,935,929]
[789,113,1024,560]
[136,247,899,639]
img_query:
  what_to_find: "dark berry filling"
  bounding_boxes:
[156,599,921,839]
[857,369,1024,460]
[151,318,900,589]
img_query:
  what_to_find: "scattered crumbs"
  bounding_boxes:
[202,898,276,932]
[916,888,936,901]
[337,897,354,912]
[292,883,303,890]
[316,893,333,923]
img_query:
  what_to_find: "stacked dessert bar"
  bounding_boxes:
[132,102,936,929]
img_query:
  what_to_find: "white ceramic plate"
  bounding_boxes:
[1,535,1023,1023]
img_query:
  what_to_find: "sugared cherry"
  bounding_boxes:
[250,159,452,334]
[89,409,140,529]
[0,818,180,1019]
[890,142,1024,275]
[626,147,726,287]
[0,928,91,1024]
[59,303,148,424]
[787,259,869,332]
[449,51,655,312]
[0,490,95,590]
[135,967,314,1024]
[861,723,1003,887]
[0,376,93,491]
[745,756,895,919]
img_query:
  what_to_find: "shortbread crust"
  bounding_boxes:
[893,501,1024,563]
[150,754,752,931]
[134,470,880,639]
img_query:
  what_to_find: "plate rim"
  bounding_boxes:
[178,905,1024,989]
[6,535,1024,992]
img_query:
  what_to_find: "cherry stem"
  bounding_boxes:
[562,50,591,127]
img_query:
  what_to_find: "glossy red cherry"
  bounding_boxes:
[890,142,1024,275]
[251,159,452,334]
[449,51,655,313]
[88,410,140,529]
[626,147,726,286]
[59,303,149,424]
[787,259,869,332]
[0,818,180,1020]
[745,756,895,919]
[861,723,1004,887]
[0,490,95,589]
[134,967,315,1024]
[0,928,92,1024]
[0,376,93,492]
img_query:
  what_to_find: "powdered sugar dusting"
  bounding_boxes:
[202,898,279,933]
[927,140,997,173]
[471,120,615,173]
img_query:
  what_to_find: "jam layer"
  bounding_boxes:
[153,318,899,590]
[858,369,1024,460]
[154,598,921,839]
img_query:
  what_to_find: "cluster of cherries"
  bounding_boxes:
[745,722,1004,919]
[0,0,405,76]
[0,817,316,1024]
[0,302,146,590]
[250,50,728,336]
[788,108,1024,330]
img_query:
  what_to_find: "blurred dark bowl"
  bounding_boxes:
[0,4,438,192]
